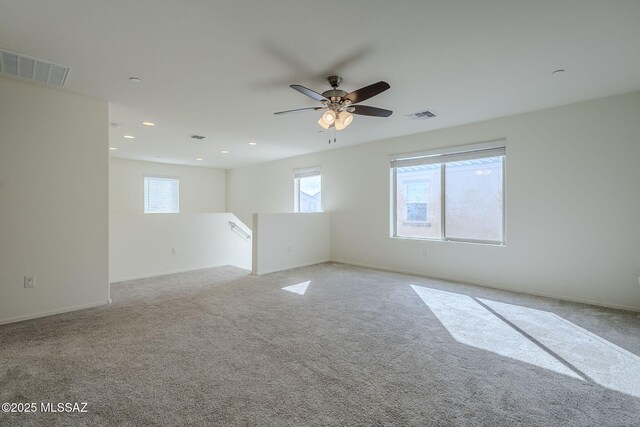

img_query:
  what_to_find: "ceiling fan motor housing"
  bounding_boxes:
[323,76,349,104]
[322,89,348,103]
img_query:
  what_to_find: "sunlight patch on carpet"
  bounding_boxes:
[481,298,640,399]
[410,285,582,379]
[282,281,310,295]
[411,284,640,399]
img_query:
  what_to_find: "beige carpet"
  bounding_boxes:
[1,263,639,426]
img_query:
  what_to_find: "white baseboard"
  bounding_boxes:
[109,264,227,283]
[253,259,331,276]
[331,259,640,313]
[0,300,109,325]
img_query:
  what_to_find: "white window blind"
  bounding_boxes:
[144,176,179,213]
[294,167,321,179]
[390,143,506,168]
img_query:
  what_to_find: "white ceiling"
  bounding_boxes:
[2,0,640,169]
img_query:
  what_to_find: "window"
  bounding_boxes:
[294,167,322,213]
[391,142,505,244]
[144,176,179,213]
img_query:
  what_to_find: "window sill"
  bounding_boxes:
[391,236,505,247]
[144,212,180,215]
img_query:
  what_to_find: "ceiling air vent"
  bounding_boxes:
[406,110,436,120]
[190,135,205,140]
[0,48,70,87]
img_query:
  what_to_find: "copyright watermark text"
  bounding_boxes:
[2,402,88,413]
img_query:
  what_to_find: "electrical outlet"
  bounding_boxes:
[24,275,35,288]
[172,248,177,256]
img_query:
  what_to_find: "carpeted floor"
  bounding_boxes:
[1,262,639,426]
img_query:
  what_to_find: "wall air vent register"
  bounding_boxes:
[0,48,69,87]
[406,110,436,120]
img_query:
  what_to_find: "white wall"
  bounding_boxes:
[252,213,330,275]
[110,213,251,282]
[227,91,640,311]
[109,157,225,214]
[108,158,239,282]
[0,77,109,324]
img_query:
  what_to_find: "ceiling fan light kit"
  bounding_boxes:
[335,111,353,130]
[317,116,331,129]
[275,75,393,134]
[322,110,336,125]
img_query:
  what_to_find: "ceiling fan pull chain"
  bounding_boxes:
[328,127,337,144]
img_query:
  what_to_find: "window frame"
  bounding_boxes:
[143,174,180,214]
[293,167,322,213]
[390,141,506,245]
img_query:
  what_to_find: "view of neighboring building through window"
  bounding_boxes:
[294,168,322,213]
[405,181,429,222]
[144,176,179,213]
[396,164,441,239]
[444,157,503,242]
[392,143,505,244]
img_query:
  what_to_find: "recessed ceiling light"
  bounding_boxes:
[123,135,135,139]
[248,142,257,146]
[129,77,141,83]
[196,158,203,161]
[109,147,117,150]
[142,121,156,126]
[221,150,229,154]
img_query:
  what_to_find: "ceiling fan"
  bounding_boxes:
[274,76,392,130]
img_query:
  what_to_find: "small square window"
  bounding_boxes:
[144,176,179,214]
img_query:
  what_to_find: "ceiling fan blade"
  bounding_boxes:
[290,84,328,102]
[344,81,390,104]
[274,106,324,115]
[313,45,372,81]
[350,105,393,117]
